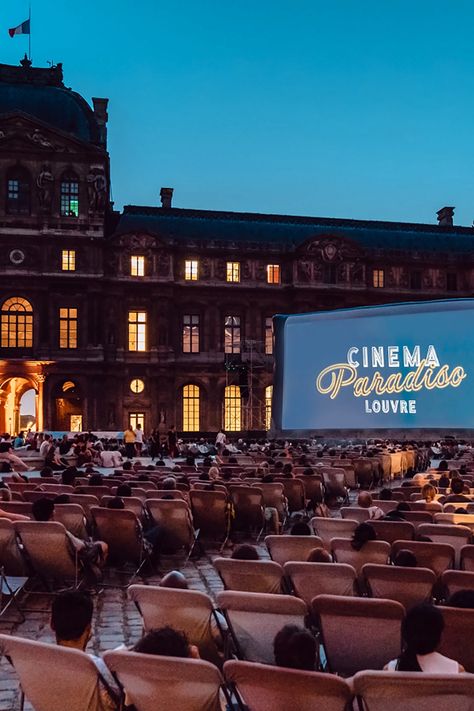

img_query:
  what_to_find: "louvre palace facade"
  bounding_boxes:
[0,58,473,435]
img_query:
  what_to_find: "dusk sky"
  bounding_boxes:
[2,1,474,225]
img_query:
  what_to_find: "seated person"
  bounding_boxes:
[357,492,384,519]
[378,488,393,501]
[351,522,376,551]
[385,603,464,672]
[415,484,443,511]
[231,544,259,560]
[290,521,312,536]
[307,547,332,563]
[393,549,417,567]
[273,624,317,671]
[445,478,471,503]
[447,590,474,609]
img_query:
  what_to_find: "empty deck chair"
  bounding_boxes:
[284,561,357,604]
[438,605,474,672]
[362,563,436,610]
[189,490,230,547]
[417,524,471,567]
[265,535,324,566]
[229,486,265,538]
[369,520,415,545]
[214,558,284,594]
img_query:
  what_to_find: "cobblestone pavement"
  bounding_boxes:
[0,540,271,710]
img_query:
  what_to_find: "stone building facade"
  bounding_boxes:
[0,59,473,435]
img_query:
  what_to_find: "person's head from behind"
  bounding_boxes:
[358,492,374,509]
[122,460,133,471]
[438,460,448,471]
[421,483,437,502]
[290,521,312,536]
[447,590,474,609]
[307,547,332,563]
[32,497,55,522]
[162,477,177,491]
[51,591,93,650]
[89,473,103,486]
[61,467,77,486]
[208,466,220,481]
[351,522,376,551]
[116,483,132,497]
[273,624,317,671]
[54,494,70,504]
[438,473,451,488]
[133,626,198,658]
[107,496,125,509]
[393,549,417,567]
[398,603,444,671]
[379,488,393,501]
[39,466,53,478]
[231,544,259,560]
[159,570,189,589]
[451,479,465,495]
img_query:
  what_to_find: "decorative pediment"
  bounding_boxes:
[301,234,364,261]
[0,113,104,155]
[117,232,162,250]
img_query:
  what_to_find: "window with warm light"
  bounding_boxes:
[62,250,76,271]
[1,297,33,348]
[128,311,147,351]
[266,264,280,284]
[182,314,200,353]
[131,255,145,277]
[70,415,83,432]
[224,385,241,431]
[373,269,384,288]
[184,259,198,281]
[130,378,145,394]
[265,385,273,430]
[224,315,241,353]
[59,308,78,349]
[183,384,200,432]
[129,412,145,430]
[226,261,240,283]
[265,317,273,355]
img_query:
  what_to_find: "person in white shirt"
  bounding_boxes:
[215,429,226,452]
[134,424,144,455]
[357,491,384,520]
[100,449,123,469]
[39,434,52,460]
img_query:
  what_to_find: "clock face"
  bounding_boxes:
[130,378,145,394]
[9,249,25,265]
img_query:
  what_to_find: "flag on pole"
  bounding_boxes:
[8,19,30,37]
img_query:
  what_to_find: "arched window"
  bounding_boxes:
[1,297,33,348]
[60,172,79,217]
[183,384,200,432]
[224,385,241,431]
[265,385,273,431]
[6,167,31,215]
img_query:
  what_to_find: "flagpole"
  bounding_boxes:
[28,3,31,61]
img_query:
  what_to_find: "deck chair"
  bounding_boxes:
[152,489,188,499]
[224,659,352,711]
[340,507,370,523]
[75,485,111,498]
[90,507,150,580]
[54,503,88,540]
[369,520,415,545]
[14,520,80,589]
[362,563,436,610]
[23,490,58,502]
[435,513,474,533]
[128,585,223,665]
[104,650,224,711]
[311,518,358,550]
[230,486,265,538]
[284,561,356,605]
[312,594,404,676]
[403,511,434,529]
[371,501,402,515]
[100,495,145,518]
[391,540,455,577]
[417,523,472,567]
[353,670,474,711]
[265,534,324,566]
[321,470,349,505]
[214,558,284,594]
[217,590,307,664]
[330,539,390,576]
[0,519,28,619]
[0,501,33,518]
[189,490,230,548]
[274,478,305,512]
[146,498,198,559]
[0,633,118,711]
[460,544,474,571]
[253,482,288,524]
[68,494,100,525]
[438,605,474,672]
[353,459,375,489]
[441,569,474,599]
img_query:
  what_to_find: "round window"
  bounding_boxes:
[130,378,145,394]
[9,249,25,265]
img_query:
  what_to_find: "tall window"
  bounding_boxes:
[411,271,422,290]
[182,314,200,353]
[131,255,145,276]
[128,311,146,351]
[185,259,198,281]
[265,317,273,355]
[373,269,384,288]
[129,413,145,431]
[226,261,240,283]
[224,315,241,353]
[265,385,273,430]
[60,173,79,217]
[62,250,76,271]
[1,297,33,348]
[183,384,200,432]
[6,168,31,215]
[224,385,241,431]
[266,264,280,284]
[59,308,78,349]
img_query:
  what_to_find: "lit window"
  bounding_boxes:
[6,169,30,215]
[128,311,147,351]
[224,315,241,354]
[182,314,200,353]
[130,378,145,394]
[129,413,145,430]
[60,174,79,217]
[266,264,280,284]
[62,250,76,271]
[183,384,200,432]
[265,317,273,355]
[224,385,241,431]
[1,297,33,348]
[131,255,145,277]
[59,308,78,349]
[226,261,240,283]
[373,269,384,288]
[185,259,198,281]
[70,415,83,432]
[62,381,76,393]
[265,385,273,430]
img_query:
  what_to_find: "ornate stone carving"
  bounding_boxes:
[242,261,252,280]
[305,235,362,262]
[27,129,54,149]
[200,258,211,279]
[215,259,226,280]
[156,252,171,277]
[297,260,312,282]
[87,168,107,214]
[36,164,54,212]
[120,233,156,250]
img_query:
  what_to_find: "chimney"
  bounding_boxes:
[92,97,109,147]
[160,187,174,209]
[436,206,455,227]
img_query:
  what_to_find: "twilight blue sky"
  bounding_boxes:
[2,1,474,225]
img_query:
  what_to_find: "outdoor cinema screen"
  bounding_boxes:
[272,299,474,433]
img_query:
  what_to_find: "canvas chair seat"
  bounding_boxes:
[100,496,144,518]
[90,507,146,569]
[272,478,305,512]
[214,558,284,594]
[391,540,455,577]
[146,498,196,554]
[417,524,472,567]
[438,605,474,672]
[283,561,357,604]
[14,520,79,584]
[296,476,324,504]
[362,563,436,610]
[54,503,88,540]
[68,494,100,525]
[310,518,358,550]
[460,544,474,571]
[229,486,265,536]
[0,501,33,519]
[441,569,474,599]
[330,538,390,576]
[189,490,229,543]
[369,520,415,545]
[340,507,371,523]
[252,482,288,519]
[435,513,474,533]
[265,534,324,566]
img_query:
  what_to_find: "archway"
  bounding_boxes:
[0,377,38,435]
[52,380,84,432]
